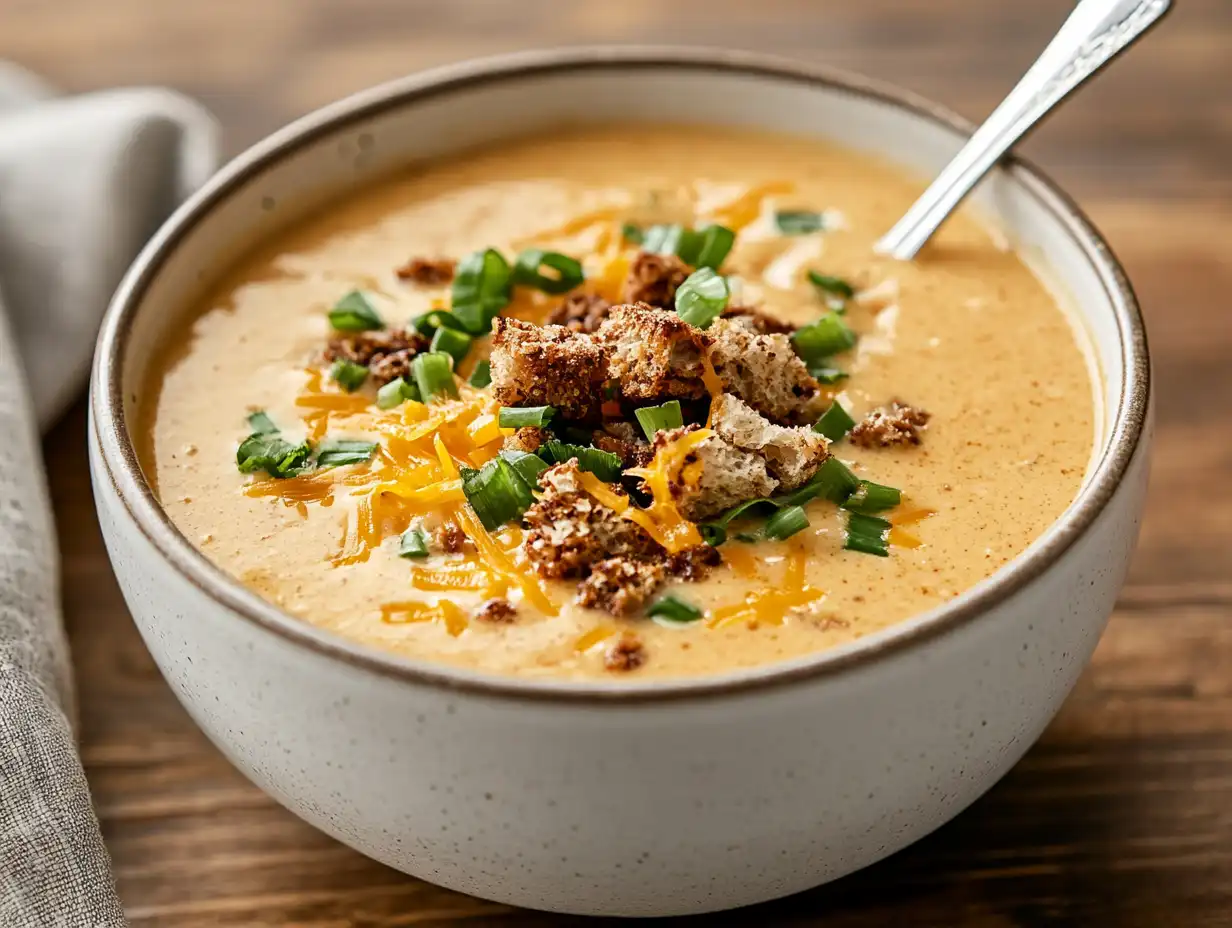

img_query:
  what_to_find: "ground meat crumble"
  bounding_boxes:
[323,328,428,385]
[395,256,456,285]
[432,522,467,554]
[473,599,517,623]
[849,400,932,447]
[546,292,613,333]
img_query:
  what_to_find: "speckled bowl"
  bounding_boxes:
[89,48,1151,916]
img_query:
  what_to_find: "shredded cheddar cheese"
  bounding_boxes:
[623,428,712,553]
[707,541,824,628]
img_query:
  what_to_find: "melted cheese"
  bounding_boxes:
[623,429,713,553]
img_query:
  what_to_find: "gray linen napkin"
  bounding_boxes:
[0,62,218,927]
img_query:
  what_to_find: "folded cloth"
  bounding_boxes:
[0,62,217,927]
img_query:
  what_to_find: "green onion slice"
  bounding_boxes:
[450,248,511,334]
[498,449,548,488]
[411,309,468,338]
[538,441,623,483]
[675,267,730,329]
[808,271,855,302]
[316,439,378,469]
[430,326,472,366]
[376,376,420,410]
[621,222,645,245]
[246,410,278,435]
[461,456,538,530]
[774,211,827,235]
[329,359,369,392]
[398,528,430,558]
[641,223,685,255]
[841,480,902,515]
[498,405,556,429]
[648,595,704,624]
[467,360,492,389]
[811,367,850,385]
[791,314,857,364]
[328,291,384,331]
[638,223,736,270]
[513,249,585,295]
[814,400,856,442]
[806,457,862,505]
[236,433,312,479]
[412,351,459,403]
[763,505,810,541]
[634,400,684,441]
[845,512,891,557]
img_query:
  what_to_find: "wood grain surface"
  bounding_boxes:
[6,0,1230,924]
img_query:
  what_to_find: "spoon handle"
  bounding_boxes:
[875,0,1172,261]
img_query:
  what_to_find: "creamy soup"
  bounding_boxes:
[142,126,1096,680]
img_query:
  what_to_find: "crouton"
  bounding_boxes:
[522,461,659,579]
[622,251,691,307]
[849,400,932,447]
[578,558,666,618]
[653,425,778,522]
[489,317,609,421]
[709,393,829,490]
[706,317,824,424]
[720,305,795,335]
[591,422,653,468]
[502,426,550,455]
[546,292,613,333]
[596,303,711,401]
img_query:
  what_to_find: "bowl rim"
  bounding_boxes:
[91,45,1150,704]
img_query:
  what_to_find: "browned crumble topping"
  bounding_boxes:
[489,317,610,421]
[323,328,428,383]
[665,544,722,581]
[473,598,517,623]
[849,400,932,448]
[546,292,613,333]
[503,426,551,455]
[596,303,711,401]
[621,251,691,307]
[580,558,666,617]
[603,631,647,672]
[432,522,467,554]
[720,305,795,335]
[592,425,653,469]
[395,257,456,285]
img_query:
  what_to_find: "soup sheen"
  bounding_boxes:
[143,126,1096,680]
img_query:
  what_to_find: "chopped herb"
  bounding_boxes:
[498,449,548,488]
[329,359,369,392]
[376,376,420,410]
[675,267,730,329]
[328,291,383,331]
[538,441,623,483]
[699,497,778,545]
[648,595,704,624]
[845,512,891,556]
[763,505,810,541]
[467,360,492,388]
[236,433,312,479]
[398,528,430,558]
[246,410,278,435]
[450,248,511,334]
[429,326,472,365]
[806,457,862,504]
[814,400,856,442]
[774,210,827,235]
[316,439,378,468]
[498,405,556,429]
[411,351,458,403]
[411,309,467,338]
[734,532,761,543]
[635,222,736,270]
[634,400,684,441]
[461,455,538,530]
[808,271,855,301]
[791,314,857,364]
[621,222,645,244]
[811,366,850,384]
[513,249,585,294]
[841,480,902,515]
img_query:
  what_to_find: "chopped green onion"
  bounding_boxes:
[461,456,537,530]
[845,512,891,556]
[376,376,420,410]
[641,223,685,255]
[411,309,467,338]
[763,505,810,541]
[329,359,369,392]
[791,314,857,364]
[621,222,645,245]
[675,268,730,329]
[316,439,378,468]
[328,291,383,331]
[807,457,862,504]
[812,367,850,385]
[634,400,684,441]
[236,433,312,479]
[639,223,736,270]
[842,480,902,515]
[774,211,827,235]
[814,400,856,442]
[513,249,584,294]
[648,595,704,624]
[430,326,472,365]
[538,441,623,483]
[467,360,492,388]
[498,449,548,488]
[411,351,458,403]
[246,410,278,435]
[734,532,761,543]
[498,405,556,429]
[450,248,511,334]
[808,271,855,301]
[699,497,778,545]
[398,528,430,558]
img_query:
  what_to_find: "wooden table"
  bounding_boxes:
[8,0,1230,923]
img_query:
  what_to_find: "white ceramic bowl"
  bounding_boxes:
[89,48,1151,917]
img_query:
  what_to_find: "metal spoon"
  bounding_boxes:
[876,0,1172,261]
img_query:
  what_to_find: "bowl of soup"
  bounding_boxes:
[89,47,1150,916]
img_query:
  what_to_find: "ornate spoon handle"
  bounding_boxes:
[876,0,1172,261]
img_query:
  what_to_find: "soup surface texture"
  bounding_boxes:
[143,126,1096,680]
